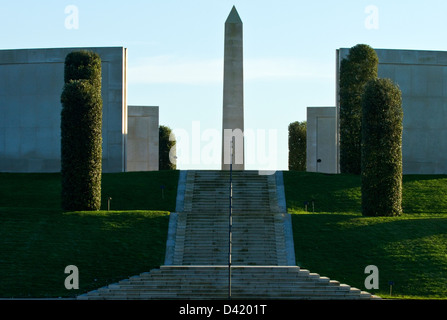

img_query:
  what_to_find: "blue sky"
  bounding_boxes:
[2,0,447,170]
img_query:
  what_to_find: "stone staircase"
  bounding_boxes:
[173,170,289,266]
[78,266,375,300]
[77,170,380,300]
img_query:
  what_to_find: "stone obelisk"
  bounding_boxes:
[222,6,244,170]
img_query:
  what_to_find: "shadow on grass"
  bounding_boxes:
[0,209,170,298]
[291,212,447,299]
[0,171,179,298]
[284,171,447,215]
[0,170,180,213]
[101,171,179,212]
[284,172,362,213]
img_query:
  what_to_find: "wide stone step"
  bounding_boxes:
[78,264,379,300]
[80,284,372,300]
[179,212,283,217]
[95,285,354,295]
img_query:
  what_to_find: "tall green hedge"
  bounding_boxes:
[61,51,102,211]
[64,51,101,87]
[159,125,176,170]
[361,78,403,217]
[339,44,378,174]
[288,121,306,171]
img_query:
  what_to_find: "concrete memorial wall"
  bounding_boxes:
[306,107,337,174]
[0,47,128,173]
[127,106,159,172]
[335,48,447,174]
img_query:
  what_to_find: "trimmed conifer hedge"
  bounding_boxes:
[361,78,403,217]
[288,121,307,171]
[339,44,378,174]
[64,51,101,87]
[61,51,102,211]
[159,125,176,170]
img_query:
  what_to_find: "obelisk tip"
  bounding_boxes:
[226,6,242,24]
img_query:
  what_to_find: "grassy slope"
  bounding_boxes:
[0,171,178,298]
[284,171,447,299]
[1,170,446,299]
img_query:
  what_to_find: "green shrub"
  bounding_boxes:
[288,121,306,171]
[159,125,176,170]
[361,78,403,217]
[64,50,101,87]
[61,51,102,211]
[339,44,378,174]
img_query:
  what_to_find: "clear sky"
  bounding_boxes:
[1,0,447,170]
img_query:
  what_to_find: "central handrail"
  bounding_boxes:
[228,138,233,300]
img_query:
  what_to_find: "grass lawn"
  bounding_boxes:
[1,170,446,299]
[284,171,447,299]
[0,171,179,298]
